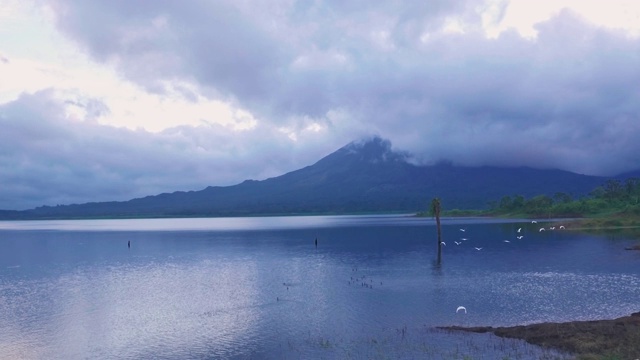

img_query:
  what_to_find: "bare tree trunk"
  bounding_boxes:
[431,198,442,264]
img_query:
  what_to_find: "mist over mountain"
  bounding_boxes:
[0,137,624,220]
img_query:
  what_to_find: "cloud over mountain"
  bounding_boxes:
[2,1,640,209]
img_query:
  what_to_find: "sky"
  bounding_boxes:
[2,0,640,210]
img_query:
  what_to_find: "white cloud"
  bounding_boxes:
[0,1,261,133]
[483,0,640,39]
[2,0,640,210]
[0,90,345,210]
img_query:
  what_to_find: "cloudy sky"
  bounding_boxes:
[2,0,640,210]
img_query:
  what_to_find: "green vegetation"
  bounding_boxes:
[418,178,640,242]
[418,178,640,233]
[485,178,640,220]
[426,180,640,359]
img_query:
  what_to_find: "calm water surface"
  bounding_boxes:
[1,215,639,359]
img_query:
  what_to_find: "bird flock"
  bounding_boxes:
[280,222,568,316]
[447,220,566,253]
[453,219,566,315]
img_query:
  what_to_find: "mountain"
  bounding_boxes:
[0,137,616,219]
[615,169,640,180]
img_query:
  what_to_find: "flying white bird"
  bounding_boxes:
[550,226,556,230]
[517,236,524,240]
[440,241,446,246]
[517,228,522,233]
[460,228,466,232]
[461,238,468,241]
[531,220,537,224]
[456,306,467,314]
[454,241,462,245]
[503,240,510,243]
[559,225,565,229]
[474,247,483,250]
[539,228,545,232]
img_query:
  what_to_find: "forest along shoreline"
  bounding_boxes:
[438,311,640,360]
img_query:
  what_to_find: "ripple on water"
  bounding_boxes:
[1,217,639,359]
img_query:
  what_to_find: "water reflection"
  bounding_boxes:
[1,259,264,359]
[0,215,638,359]
[0,215,533,232]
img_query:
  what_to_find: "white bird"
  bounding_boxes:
[539,228,545,232]
[456,306,467,314]
[517,228,522,233]
[550,226,556,230]
[461,238,468,241]
[503,240,510,243]
[440,241,446,246]
[474,247,483,250]
[454,241,462,245]
[559,225,565,229]
[517,236,524,240]
[531,220,538,224]
[460,228,466,232]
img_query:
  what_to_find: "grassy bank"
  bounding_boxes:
[548,214,640,249]
[559,215,640,231]
[440,312,640,360]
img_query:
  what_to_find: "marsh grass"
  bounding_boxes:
[442,312,640,360]
[277,326,571,359]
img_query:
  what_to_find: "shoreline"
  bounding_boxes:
[439,311,640,359]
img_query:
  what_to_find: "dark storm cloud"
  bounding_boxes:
[0,90,327,210]
[410,11,640,175]
[48,0,287,101]
[45,1,640,176]
[47,0,478,115]
[6,1,640,209]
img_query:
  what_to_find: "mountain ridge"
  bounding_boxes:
[0,137,630,219]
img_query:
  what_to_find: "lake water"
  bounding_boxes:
[1,215,639,359]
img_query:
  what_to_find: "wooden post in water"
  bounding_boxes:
[431,198,442,264]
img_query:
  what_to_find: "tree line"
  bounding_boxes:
[487,178,640,217]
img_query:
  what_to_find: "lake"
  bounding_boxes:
[1,215,639,359]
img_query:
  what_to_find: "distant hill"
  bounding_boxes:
[615,169,640,180]
[0,137,625,220]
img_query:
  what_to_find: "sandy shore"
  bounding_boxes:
[440,312,640,359]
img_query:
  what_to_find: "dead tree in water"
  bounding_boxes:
[430,198,442,264]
